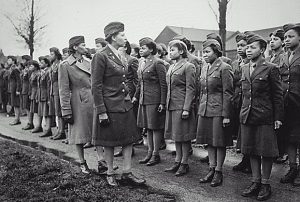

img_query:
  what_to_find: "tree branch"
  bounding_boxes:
[207,0,219,24]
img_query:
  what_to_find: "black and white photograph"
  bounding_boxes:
[0,0,300,201]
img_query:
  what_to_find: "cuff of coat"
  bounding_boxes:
[183,106,190,111]
[62,109,72,117]
[95,104,107,115]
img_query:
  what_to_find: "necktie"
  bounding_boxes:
[250,63,256,76]
[289,51,295,64]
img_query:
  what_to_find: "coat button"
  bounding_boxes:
[122,82,125,84]
[122,89,125,92]
[123,75,125,78]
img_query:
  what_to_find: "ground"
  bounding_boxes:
[0,113,300,201]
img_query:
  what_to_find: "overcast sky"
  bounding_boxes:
[0,0,299,59]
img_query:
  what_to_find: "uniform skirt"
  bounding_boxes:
[38,101,49,117]
[137,104,165,130]
[164,109,196,142]
[49,95,62,117]
[196,116,233,147]
[240,124,279,157]
[282,109,300,145]
[10,92,20,107]
[30,99,38,113]
[21,94,30,110]
[92,108,141,147]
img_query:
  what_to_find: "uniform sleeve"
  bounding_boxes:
[127,57,139,98]
[270,66,284,121]
[183,63,196,111]
[221,64,234,118]
[58,62,72,116]
[91,53,107,115]
[155,60,167,105]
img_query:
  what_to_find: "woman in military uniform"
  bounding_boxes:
[49,47,65,140]
[197,39,234,187]
[133,37,167,166]
[279,24,300,186]
[164,40,196,176]
[7,56,22,125]
[59,36,94,173]
[91,22,145,187]
[21,55,32,129]
[37,56,53,137]
[240,35,283,201]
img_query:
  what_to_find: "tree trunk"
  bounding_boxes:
[29,0,35,58]
[218,0,228,55]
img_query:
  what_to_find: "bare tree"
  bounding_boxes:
[208,0,231,54]
[4,0,47,57]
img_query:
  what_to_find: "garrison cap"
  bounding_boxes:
[21,55,31,61]
[104,22,124,39]
[235,33,247,43]
[246,34,267,49]
[69,36,85,47]
[269,29,284,41]
[283,23,300,33]
[203,39,222,53]
[62,48,69,54]
[139,37,155,47]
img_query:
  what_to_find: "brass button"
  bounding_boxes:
[122,89,125,92]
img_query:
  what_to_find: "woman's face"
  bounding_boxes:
[62,52,69,60]
[50,51,56,62]
[113,32,127,47]
[40,60,46,69]
[246,41,263,60]
[169,46,182,60]
[284,29,300,50]
[270,35,283,50]
[237,40,247,57]
[29,64,35,71]
[7,58,13,65]
[139,45,152,58]
[203,46,217,64]
[74,43,87,55]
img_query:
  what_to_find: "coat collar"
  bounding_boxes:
[207,57,222,76]
[105,45,125,67]
[289,46,300,66]
[141,55,155,72]
[170,59,186,75]
[66,55,91,75]
[250,57,268,80]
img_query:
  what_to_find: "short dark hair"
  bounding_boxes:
[133,47,141,58]
[105,32,119,44]
[170,43,188,58]
[181,38,192,51]
[145,42,157,55]
[125,41,131,55]
[257,41,267,51]
[51,49,62,60]
[210,44,223,57]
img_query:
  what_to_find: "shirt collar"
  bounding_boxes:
[108,44,120,59]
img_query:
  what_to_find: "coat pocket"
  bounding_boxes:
[79,89,91,104]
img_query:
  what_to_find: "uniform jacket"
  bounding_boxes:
[134,55,167,105]
[187,53,202,81]
[58,54,93,138]
[123,55,139,98]
[198,57,234,118]
[91,45,133,115]
[166,59,196,111]
[7,65,21,94]
[29,70,39,100]
[20,68,30,95]
[50,60,60,96]
[240,57,284,125]
[279,46,300,113]
[0,68,6,90]
[231,57,249,109]
[266,49,285,66]
[37,67,51,102]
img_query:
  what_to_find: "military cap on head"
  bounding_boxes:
[38,56,51,66]
[49,47,60,53]
[172,35,186,41]
[62,47,69,54]
[207,33,223,50]
[283,23,300,33]
[21,55,31,61]
[104,22,124,39]
[159,43,168,53]
[30,60,40,69]
[7,55,17,63]
[203,39,222,53]
[130,43,139,49]
[246,34,267,49]
[235,33,247,43]
[244,31,256,39]
[95,37,106,44]
[168,40,188,50]
[269,29,285,41]
[69,36,85,47]
[139,37,155,47]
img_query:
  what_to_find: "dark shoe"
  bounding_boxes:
[146,155,161,166]
[62,139,69,144]
[280,164,298,183]
[53,132,66,140]
[106,174,119,187]
[210,171,223,187]
[132,148,135,157]
[293,169,300,187]
[257,184,271,201]
[189,148,193,156]
[121,172,146,185]
[133,139,144,146]
[98,160,108,174]
[22,123,34,130]
[139,153,152,164]
[275,154,288,164]
[165,162,181,173]
[80,161,90,174]
[175,164,189,177]
[199,167,215,183]
[9,120,21,126]
[241,182,261,197]
[114,150,123,157]
[200,156,209,164]
[32,127,43,133]
[39,130,52,137]
[233,156,249,171]
[159,141,167,150]
[83,142,93,149]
